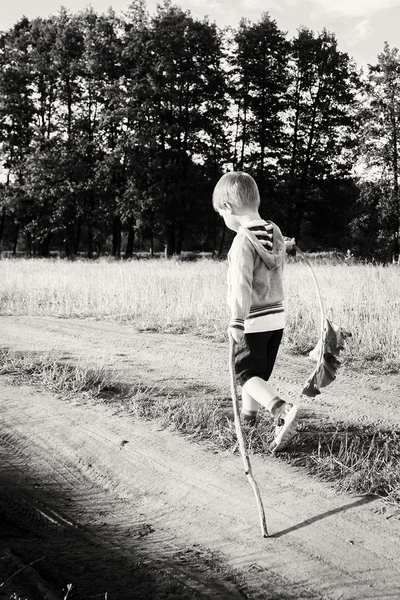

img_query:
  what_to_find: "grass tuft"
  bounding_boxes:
[289,424,400,503]
[0,348,118,401]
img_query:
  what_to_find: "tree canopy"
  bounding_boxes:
[0,2,397,261]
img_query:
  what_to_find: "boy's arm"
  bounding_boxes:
[266,225,287,268]
[228,238,254,334]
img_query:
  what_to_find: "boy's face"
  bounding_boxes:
[217,205,240,232]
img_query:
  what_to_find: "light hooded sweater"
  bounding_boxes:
[227,219,286,333]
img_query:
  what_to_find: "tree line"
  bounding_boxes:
[0,0,399,260]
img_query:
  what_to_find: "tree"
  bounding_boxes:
[0,6,364,257]
[0,17,35,252]
[52,9,85,140]
[75,8,125,257]
[29,17,58,144]
[284,28,360,238]
[132,2,228,255]
[232,13,290,200]
[358,43,400,260]
[113,0,152,257]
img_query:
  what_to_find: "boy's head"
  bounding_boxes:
[212,171,260,214]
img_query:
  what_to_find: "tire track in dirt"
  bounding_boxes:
[0,393,257,600]
[1,377,400,599]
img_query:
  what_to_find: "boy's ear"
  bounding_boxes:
[223,201,233,214]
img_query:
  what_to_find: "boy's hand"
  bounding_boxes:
[228,327,244,344]
[285,238,296,252]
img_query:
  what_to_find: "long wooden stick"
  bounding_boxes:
[228,335,268,538]
[294,244,327,362]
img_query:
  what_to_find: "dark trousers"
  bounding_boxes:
[234,329,283,387]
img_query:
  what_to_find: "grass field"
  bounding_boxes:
[1,256,399,372]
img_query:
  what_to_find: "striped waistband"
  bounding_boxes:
[248,302,284,318]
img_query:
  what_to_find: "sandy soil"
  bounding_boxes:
[1,316,400,599]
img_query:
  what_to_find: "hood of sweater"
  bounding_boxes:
[238,220,285,270]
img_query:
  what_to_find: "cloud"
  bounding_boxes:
[346,19,373,46]
[309,0,400,18]
[242,0,282,10]
[186,0,223,7]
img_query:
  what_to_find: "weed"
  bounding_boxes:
[0,348,117,401]
[289,424,400,502]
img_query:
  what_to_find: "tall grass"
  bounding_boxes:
[1,257,399,371]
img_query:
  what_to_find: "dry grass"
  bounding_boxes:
[1,257,400,371]
[1,347,399,506]
[0,348,118,401]
[290,424,400,503]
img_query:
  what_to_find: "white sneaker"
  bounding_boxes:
[270,403,298,453]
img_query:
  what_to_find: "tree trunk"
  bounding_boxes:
[150,227,154,257]
[26,232,32,257]
[87,228,93,259]
[390,92,400,260]
[289,72,301,187]
[165,221,176,257]
[218,223,226,256]
[74,218,81,255]
[67,76,73,140]
[12,224,20,256]
[39,235,51,257]
[47,85,54,140]
[258,87,267,199]
[65,225,76,260]
[289,96,319,239]
[293,194,306,240]
[112,216,121,258]
[124,218,135,259]
[212,211,218,254]
[240,96,248,171]
[164,202,176,257]
[175,222,184,255]
[286,71,301,232]
[0,206,5,248]
[233,100,241,170]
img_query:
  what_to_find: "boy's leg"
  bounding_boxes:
[241,328,286,413]
[243,376,298,451]
[242,376,284,416]
[241,388,259,426]
[242,327,298,451]
[236,329,297,443]
[237,330,285,423]
[270,403,298,452]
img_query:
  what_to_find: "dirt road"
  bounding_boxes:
[1,316,400,430]
[1,316,400,599]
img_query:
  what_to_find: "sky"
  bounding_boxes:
[2,0,400,70]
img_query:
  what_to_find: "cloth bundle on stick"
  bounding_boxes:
[303,318,351,397]
[295,246,351,398]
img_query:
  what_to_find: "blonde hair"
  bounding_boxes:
[212,171,260,212]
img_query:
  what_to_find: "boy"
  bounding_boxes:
[213,171,298,452]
